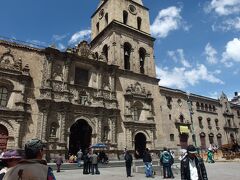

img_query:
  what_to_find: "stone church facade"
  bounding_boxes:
[0,0,240,160]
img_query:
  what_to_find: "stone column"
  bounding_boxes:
[111,117,116,144]
[97,118,102,142]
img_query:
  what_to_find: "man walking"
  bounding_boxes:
[124,150,133,177]
[160,147,174,178]
[55,154,63,172]
[77,149,83,167]
[181,145,208,180]
[143,148,153,177]
[3,139,56,180]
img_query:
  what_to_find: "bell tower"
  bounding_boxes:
[90,0,156,77]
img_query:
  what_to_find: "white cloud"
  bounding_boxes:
[212,17,240,32]
[68,29,91,45]
[27,39,48,47]
[205,0,240,16]
[167,49,191,67]
[156,64,224,89]
[52,34,68,41]
[150,6,188,38]
[204,43,218,64]
[221,38,240,66]
[209,91,220,99]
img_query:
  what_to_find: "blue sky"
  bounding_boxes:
[0,0,239,100]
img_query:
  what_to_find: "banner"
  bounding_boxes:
[180,126,189,134]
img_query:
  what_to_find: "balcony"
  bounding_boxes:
[175,119,191,126]
[224,123,239,131]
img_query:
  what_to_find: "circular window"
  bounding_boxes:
[128,5,137,15]
[99,9,104,19]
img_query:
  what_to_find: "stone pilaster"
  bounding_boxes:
[41,110,49,143]
[57,111,66,143]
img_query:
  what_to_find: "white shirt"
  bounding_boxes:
[189,158,198,180]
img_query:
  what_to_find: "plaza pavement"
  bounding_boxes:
[55,162,240,180]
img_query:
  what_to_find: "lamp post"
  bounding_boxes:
[187,93,198,148]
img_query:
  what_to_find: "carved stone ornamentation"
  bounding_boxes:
[75,41,95,59]
[0,50,23,71]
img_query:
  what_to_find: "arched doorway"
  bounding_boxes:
[69,119,92,155]
[0,124,8,151]
[134,133,146,159]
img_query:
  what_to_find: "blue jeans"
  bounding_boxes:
[144,162,153,177]
[77,159,81,167]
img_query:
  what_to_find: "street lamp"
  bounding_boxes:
[187,93,198,148]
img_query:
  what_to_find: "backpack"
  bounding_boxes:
[161,152,172,164]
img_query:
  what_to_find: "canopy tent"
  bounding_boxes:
[90,143,107,149]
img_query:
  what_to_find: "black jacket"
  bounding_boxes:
[181,156,208,180]
[143,152,152,163]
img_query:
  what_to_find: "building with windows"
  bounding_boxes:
[0,0,240,160]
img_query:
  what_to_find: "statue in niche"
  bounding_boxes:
[79,90,89,105]
[53,64,63,81]
[103,126,109,141]
[102,74,111,90]
[50,123,58,137]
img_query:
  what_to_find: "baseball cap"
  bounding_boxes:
[187,145,198,154]
[25,139,45,152]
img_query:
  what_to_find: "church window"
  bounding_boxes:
[170,134,174,141]
[213,105,216,112]
[196,102,200,110]
[103,45,108,61]
[124,43,131,70]
[209,133,214,144]
[0,87,8,107]
[209,105,212,111]
[137,17,142,30]
[198,117,203,128]
[166,96,172,109]
[179,114,184,123]
[105,13,108,26]
[207,118,211,126]
[129,5,137,15]
[75,67,89,86]
[205,104,208,111]
[215,119,219,127]
[139,48,146,74]
[201,103,204,110]
[200,132,206,149]
[169,114,171,120]
[96,22,99,34]
[227,119,231,127]
[123,10,128,25]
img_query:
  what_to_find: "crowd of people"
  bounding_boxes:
[1,142,211,180]
[123,145,208,180]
